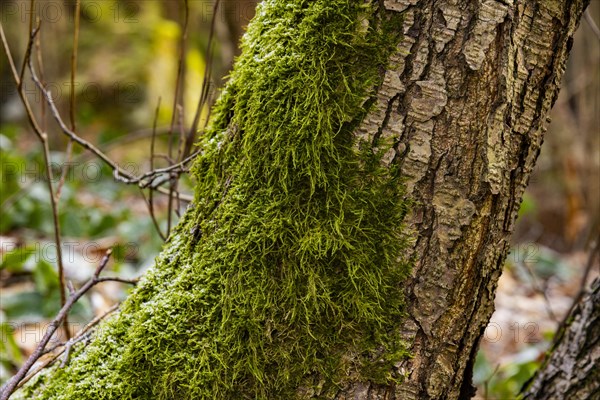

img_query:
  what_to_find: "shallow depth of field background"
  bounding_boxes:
[0,1,598,398]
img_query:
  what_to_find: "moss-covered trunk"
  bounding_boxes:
[12,0,589,399]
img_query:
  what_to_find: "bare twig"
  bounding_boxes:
[2,24,194,202]
[520,258,559,322]
[146,97,168,240]
[556,236,600,334]
[0,22,43,137]
[34,17,47,143]
[585,9,600,41]
[19,303,120,389]
[40,303,120,358]
[56,0,81,199]
[177,104,186,168]
[0,251,137,400]
[34,42,69,343]
[150,98,161,175]
[69,0,80,133]
[60,332,91,368]
[27,58,194,201]
[67,280,75,296]
[1,24,192,201]
[42,136,68,335]
[168,0,190,162]
[137,150,200,186]
[483,364,500,400]
[176,104,186,217]
[0,126,180,211]
[165,0,192,237]
[185,0,221,159]
[18,0,37,86]
[140,188,167,241]
[10,12,72,340]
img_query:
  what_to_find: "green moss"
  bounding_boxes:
[20,1,410,399]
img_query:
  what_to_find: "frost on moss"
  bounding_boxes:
[21,1,410,399]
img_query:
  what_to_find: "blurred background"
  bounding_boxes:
[0,1,598,398]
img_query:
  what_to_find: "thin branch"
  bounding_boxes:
[185,0,221,159]
[0,251,137,400]
[8,13,71,340]
[41,303,120,358]
[57,0,81,199]
[165,0,191,237]
[17,0,36,86]
[555,236,600,336]
[2,24,193,202]
[176,104,186,217]
[69,0,80,133]
[584,9,600,41]
[31,17,69,339]
[0,126,179,211]
[0,22,44,138]
[34,16,47,138]
[520,258,558,322]
[41,136,70,340]
[60,332,91,368]
[95,276,139,285]
[27,58,194,202]
[146,97,167,240]
[137,150,200,185]
[19,304,120,389]
[59,0,82,337]
[140,188,167,241]
[168,0,190,162]
[150,98,161,175]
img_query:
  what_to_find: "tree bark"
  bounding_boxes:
[521,278,600,400]
[333,0,589,398]
[9,1,589,399]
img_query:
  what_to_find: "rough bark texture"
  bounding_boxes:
[521,278,600,400]
[335,0,589,398]
[8,1,590,399]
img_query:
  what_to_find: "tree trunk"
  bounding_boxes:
[9,1,589,399]
[521,278,600,399]
[333,1,589,398]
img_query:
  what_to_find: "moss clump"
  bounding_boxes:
[20,1,410,399]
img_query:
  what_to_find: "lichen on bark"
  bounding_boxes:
[18,1,412,399]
